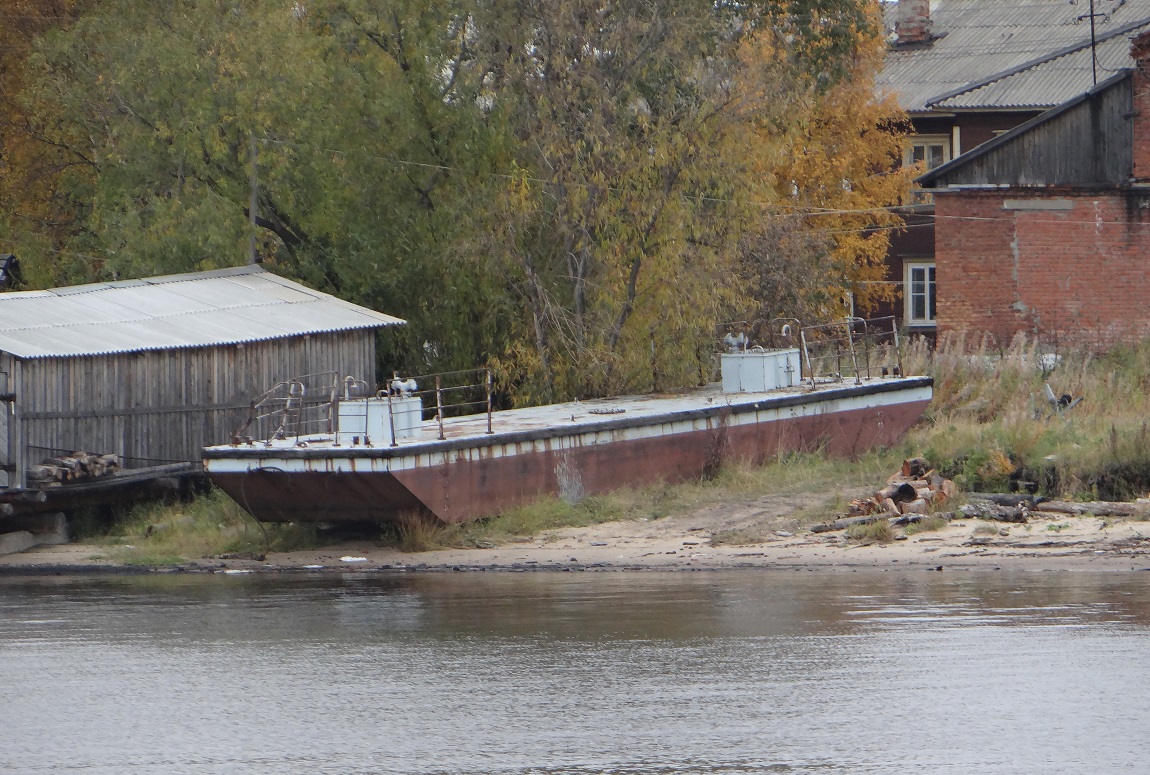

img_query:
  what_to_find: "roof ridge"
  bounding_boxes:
[36,265,267,298]
[924,15,1150,109]
[0,297,324,334]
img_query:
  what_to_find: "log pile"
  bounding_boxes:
[810,458,1150,534]
[27,451,120,487]
[845,457,957,519]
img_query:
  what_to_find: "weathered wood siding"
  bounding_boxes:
[6,331,374,478]
[926,74,1134,188]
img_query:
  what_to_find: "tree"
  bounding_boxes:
[465,1,758,400]
[472,0,909,400]
[4,0,909,403]
[736,0,911,327]
[15,0,512,375]
[0,0,89,287]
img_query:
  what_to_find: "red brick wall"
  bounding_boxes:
[936,190,1150,347]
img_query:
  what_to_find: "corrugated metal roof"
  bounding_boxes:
[879,0,1150,112]
[932,30,1144,109]
[0,265,405,359]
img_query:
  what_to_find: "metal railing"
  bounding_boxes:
[233,368,497,446]
[232,371,340,443]
[799,316,903,388]
[387,368,493,442]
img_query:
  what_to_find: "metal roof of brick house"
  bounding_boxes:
[930,27,1147,109]
[0,265,405,359]
[880,0,1150,113]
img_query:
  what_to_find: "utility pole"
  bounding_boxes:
[1079,0,1102,86]
[1090,0,1098,86]
[248,133,259,265]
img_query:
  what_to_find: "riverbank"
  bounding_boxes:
[5,488,1148,574]
[9,335,1150,575]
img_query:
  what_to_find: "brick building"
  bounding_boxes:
[876,0,1150,335]
[917,30,1150,348]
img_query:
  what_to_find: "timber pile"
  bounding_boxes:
[27,451,120,487]
[811,457,957,534]
[848,456,956,518]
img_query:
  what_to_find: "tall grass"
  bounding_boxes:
[905,333,1150,499]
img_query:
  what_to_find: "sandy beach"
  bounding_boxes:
[4,490,1149,574]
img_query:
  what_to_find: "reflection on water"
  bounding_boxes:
[2,571,1149,774]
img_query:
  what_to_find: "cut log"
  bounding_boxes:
[811,515,881,533]
[894,483,918,503]
[901,498,928,515]
[892,510,956,527]
[901,457,930,478]
[960,501,1028,523]
[1035,500,1150,517]
[965,492,1044,508]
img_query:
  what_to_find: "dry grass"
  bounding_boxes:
[81,488,324,566]
[846,520,895,544]
[903,333,1150,500]
[440,456,893,550]
[904,515,949,535]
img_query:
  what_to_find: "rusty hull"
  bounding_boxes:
[207,384,930,524]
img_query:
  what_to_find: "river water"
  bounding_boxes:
[2,570,1148,775]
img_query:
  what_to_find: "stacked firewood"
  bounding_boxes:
[847,457,957,518]
[27,451,120,487]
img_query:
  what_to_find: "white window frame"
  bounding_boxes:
[904,135,952,172]
[904,261,936,328]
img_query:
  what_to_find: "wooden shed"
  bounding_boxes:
[0,266,404,491]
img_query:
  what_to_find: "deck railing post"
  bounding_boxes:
[387,372,399,447]
[435,374,445,441]
[845,320,861,385]
[892,318,903,377]
[799,328,815,389]
[485,369,494,435]
[330,374,344,436]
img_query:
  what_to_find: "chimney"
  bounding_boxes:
[1131,30,1150,181]
[896,0,933,46]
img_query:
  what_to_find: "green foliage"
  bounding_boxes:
[14,0,512,375]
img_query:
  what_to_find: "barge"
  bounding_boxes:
[203,318,932,524]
